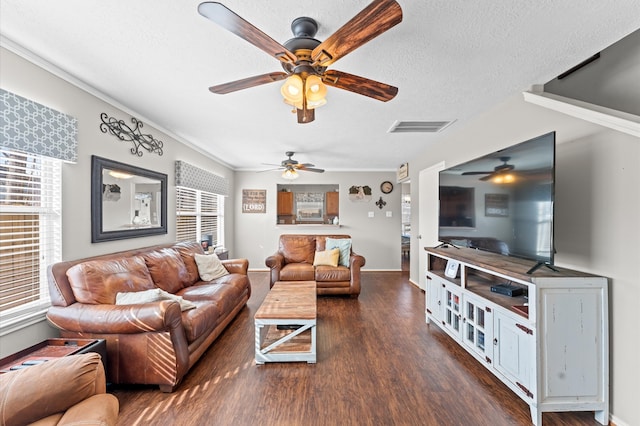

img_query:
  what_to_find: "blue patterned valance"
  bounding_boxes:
[0,89,78,162]
[175,160,229,196]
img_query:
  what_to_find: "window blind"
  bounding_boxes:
[176,186,224,246]
[0,148,61,321]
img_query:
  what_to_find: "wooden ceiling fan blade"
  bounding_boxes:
[198,2,297,64]
[209,72,287,94]
[311,0,402,67]
[297,108,315,124]
[323,70,398,101]
[301,167,325,173]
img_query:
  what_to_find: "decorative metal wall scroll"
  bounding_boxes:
[375,196,387,209]
[99,113,163,156]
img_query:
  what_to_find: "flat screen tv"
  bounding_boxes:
[438,132,556,273]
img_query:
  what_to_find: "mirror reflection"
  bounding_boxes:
[91,155,167,242]
[102,168,162,231]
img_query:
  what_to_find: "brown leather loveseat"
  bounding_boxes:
[46,241,251,392]
[0,353,119,425]
[265,234,365,297]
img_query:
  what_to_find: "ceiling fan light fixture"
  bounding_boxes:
[108,170,133,179]
[492,173,515,184]
[282,168,299,180]
[306,75,327,102]
[306,98,327,109]
[281,75,304,105]
[281,74,327,110]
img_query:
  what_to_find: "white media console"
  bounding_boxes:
[424,246,608,425]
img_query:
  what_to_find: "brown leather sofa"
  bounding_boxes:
[265,234,365,297]
[0,353,119,425]
[46,241,251,392]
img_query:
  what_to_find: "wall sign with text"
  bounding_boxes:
[485,193,509,217]
[242,189,266,213]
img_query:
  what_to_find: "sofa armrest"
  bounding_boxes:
[58,393,120,426]
[0,353,116,426]
[47,300,183,334]
[349,252,366,270]
[221,258,249,275]
[348,252,366,296]
[265,253,284,288]
[265,253,284,269]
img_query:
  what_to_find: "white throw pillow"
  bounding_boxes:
[194,253,229,281]
[157,289,197,311]
[115,288,164,304]
[115,288,196,311]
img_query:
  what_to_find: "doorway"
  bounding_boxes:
[417,161,445,290]
[401,182,411,272]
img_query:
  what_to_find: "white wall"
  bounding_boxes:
[234,170,402,271]
[406,31,640,424]
[407,95,639,425]
[0,46,236,356]
[3,28,638,425]
[544,28,640,115]
[0,46,405,358]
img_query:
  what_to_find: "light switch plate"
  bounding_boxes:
[368,211,374,218]
[386,211,392,217]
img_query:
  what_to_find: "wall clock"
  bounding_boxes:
[380,181,394,194]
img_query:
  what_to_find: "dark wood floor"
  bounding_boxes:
[112,270,603,426]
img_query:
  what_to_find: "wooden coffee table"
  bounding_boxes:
[254,281,316,364]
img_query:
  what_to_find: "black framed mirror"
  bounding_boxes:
[91,155,167,242]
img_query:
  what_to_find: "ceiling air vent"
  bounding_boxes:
[388,120,454,133]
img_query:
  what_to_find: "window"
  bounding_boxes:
[0,148,61,324]
[176,186,224,247]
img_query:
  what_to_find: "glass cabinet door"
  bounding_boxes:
[444,284,462,336]
[462,294,493,361]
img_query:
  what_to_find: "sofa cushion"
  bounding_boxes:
[66,256,155,304]
[194,253,229,281]
[315,265,351,282]
[279,263,315,282]
[116,288,196,311]
[142,248,190,293]
[325,237,352,267]
[180,281,244,315]
[181,302,221,342]
[173,241,204,285]
[279,235,315,264]
[313,249,340,267]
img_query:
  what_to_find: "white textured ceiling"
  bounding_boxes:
[1,1,638,171]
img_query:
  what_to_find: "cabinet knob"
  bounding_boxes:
[493,338,498,346]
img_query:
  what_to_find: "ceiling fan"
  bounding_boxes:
[197,0,402,123]
[262,151,325,179]
[462,157,516,182]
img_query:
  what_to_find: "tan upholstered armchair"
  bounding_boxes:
[0,353,119,425]
[265,234,365,297]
